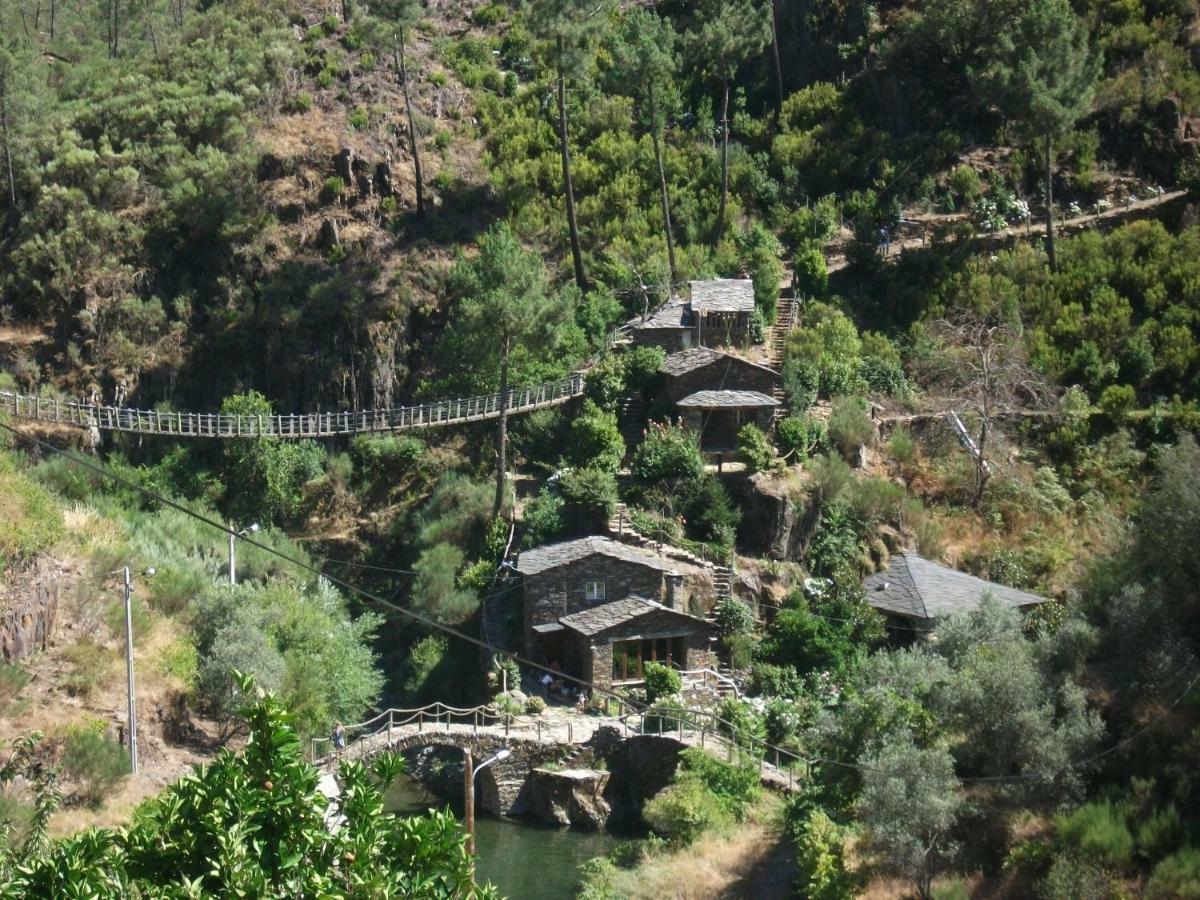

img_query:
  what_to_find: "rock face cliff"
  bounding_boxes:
[1,558,60,662]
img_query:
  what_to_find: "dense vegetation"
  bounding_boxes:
[1,0,1200,895]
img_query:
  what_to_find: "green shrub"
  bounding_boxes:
[566,401,625,473]
[642,777,729,845]
[1137,805,1184,861]
[0,664,30,711]
[777,416,828,460]
[677,749,760,820]
[1037,853,1114,900]
[61,724,129,807]
[792,808,855,900]
[1146,847,1200,899]
[521,485,565,548]
[931,880,971,900]
[558,467,619,534]
[283,91,314,114]
[359,51,376,71]
[0,454,65,572]
[643,661,682,703]
[949,165,984,205]
[725,632,757,670]
[714,598,755,637]
[319,176,345,203]
[157,637,199,690]
[738,423,774,473]
[632,421,703,484]
[764,697,805,747]
[749,662,806,699]
[348,107,369,130]
[63,639,112,699]
[524,695,547,715]
[1055,800,1135,870]
[577,856,622,900]
[714,696,766,749]
[493,656,520,694]
[828,396,874,460]
[472,2,507,26]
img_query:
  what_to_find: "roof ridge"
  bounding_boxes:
[898,552,931,619]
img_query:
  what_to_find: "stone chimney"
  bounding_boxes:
[664,572,684,610]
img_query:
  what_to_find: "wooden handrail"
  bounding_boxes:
[0,372,588,440]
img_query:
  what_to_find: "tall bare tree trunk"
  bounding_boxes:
[493,340,511,516]
[395,30,425,218]
[0,69,15,209]
[1044,133,1056,272]
[50,0,57,38]
[769,0,784,126]
[649,85,677,294]
[715,78,730,245]
[556,41,587,293]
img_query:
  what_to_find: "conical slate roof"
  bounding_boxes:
[862,552,1048,621]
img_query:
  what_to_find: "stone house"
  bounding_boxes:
[659,348,781,451]
[513,536,715,690]
[629,278,756,352]
[863,551,1049,638]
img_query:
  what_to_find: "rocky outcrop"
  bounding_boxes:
[1,558,60,662]
[603,735,684,829]
[511,768,611,830]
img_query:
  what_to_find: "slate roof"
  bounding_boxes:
[862,551,1049,621]
[689,279,755,313]
[514,536,701,577]
[557,595,708,637]
[660,348,779,378]
[676,390,780,408]
[629,300,695,331]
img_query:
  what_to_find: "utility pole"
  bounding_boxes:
[122,567,138,775]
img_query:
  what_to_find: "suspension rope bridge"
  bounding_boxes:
[0,372,587,439]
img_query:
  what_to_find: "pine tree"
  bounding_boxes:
[609,9,680,292]
[0,31,38,212]
[368,0,426,218]
[528,0,610,293]
[684,0,772,245]
[976,0,1100,272]
[448,223,571,514]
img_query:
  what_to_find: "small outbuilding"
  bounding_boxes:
[628,278,756,352]
[675,389,780,452]
[863,551,1049,637]
[660,348,779,402]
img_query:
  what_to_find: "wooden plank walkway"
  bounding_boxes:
[0,372,586,439]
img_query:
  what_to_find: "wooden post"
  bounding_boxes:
[464,747,476,869]
[537,720,543,742]
[567,723,573,743]
[387,710,393,745]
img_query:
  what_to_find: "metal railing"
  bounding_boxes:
[0,372,586,439]
[677,667,741,698]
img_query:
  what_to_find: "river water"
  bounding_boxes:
[386,774,618,900]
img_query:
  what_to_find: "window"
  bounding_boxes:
[612,637,689,682]
[584,580,606,601]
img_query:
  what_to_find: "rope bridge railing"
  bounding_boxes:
[0,372,586,439]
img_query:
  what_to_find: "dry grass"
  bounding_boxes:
[601,795,793,900]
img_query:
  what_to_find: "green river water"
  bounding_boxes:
[386,775,618,900]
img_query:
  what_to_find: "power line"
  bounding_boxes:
[5,422,1195,787]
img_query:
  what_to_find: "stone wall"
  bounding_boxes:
[523,557,666,654]
[633,327,693,353]
[665,357,778,403]
[1,558,60,662]
[585,608,713,690]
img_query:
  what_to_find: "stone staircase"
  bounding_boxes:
[617,395,645,457]
[767,297,797,370]
[607,503,728,576]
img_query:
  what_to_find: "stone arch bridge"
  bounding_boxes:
[314,702,804,821]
